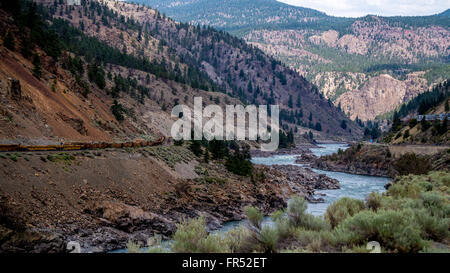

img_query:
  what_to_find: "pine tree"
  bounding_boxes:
[3,31,15,50]
[190,140,202,157]
[288,95,293,108]
[296,95,301,107]
[32,53,42,79]
[420,118,430,132]
[203,150,210,163]
[315,122,322,131]
[392,112,401,132]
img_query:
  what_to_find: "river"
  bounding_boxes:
[111,143,390,252]
[219,143,390,232]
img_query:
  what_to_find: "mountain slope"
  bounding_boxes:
[0,0,239,143]
[0,0,360,144]
[139,0,329,31]
[384,80,449,145]
[143,0,450,121]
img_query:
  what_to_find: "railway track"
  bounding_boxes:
[0,136,165,152]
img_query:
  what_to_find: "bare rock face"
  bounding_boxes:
[309,30,339,47]
[336,73,428,120]
[337,34,368,55]
[313,72,367,100]
[57,112,88,136]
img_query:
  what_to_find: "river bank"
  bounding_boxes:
[111,143,391,253]
[305,143,450,178]
[0,143,347,253]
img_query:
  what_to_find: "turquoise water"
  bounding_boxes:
[251,143,390,216]
[111,144,390,252]
[217,144,390,230]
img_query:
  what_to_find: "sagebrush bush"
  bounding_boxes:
[222,226,250,253]
[419,191,448,217]
[241,206,279,253]
[287,196,330,231]
[325,197,365,228]
[413,209,449,242]
[295,229,337,250]
[271,210,293,240]
[126,240,142,253]
[259,226,279,253]
[334,209,427,253]
[365,192,382,211]
[245,206,263,230]
[172,216,227,253]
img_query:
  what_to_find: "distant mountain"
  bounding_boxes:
[438,9,450,17]
[138,0,450,121]
[136,0,330,31]
[138,0,450,31]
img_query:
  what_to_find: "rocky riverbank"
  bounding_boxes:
[298,143,450,178]
[264,165,340,203]
[0,144,343,253]
[297,144,392,177]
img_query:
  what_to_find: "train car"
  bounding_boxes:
[110,143,123,149]
[20,145,58,151]
[62,144,85,151]
[0,144,19,152]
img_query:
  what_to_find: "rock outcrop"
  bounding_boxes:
[264,164,340,203]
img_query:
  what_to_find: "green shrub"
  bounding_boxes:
[222,226,249,253]
[259,226,279,253]
[286,196,307,227]
[272,210,297,241]
[325,197,365,228]
[388,177,426,199]
[242,206,280,253]
[245,206,264,230]
[420,191,448,217]
[126,240,142,253]
[365,192,382,211]
[295,229,336,249]
[287,196,330,231]
[172,216,227,253]
[413,209,449,241]
[334,209,427,253]
[146,235,168,253]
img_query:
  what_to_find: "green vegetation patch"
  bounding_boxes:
[146,145,193,168]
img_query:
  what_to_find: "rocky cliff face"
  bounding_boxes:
[336,73,428,120]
